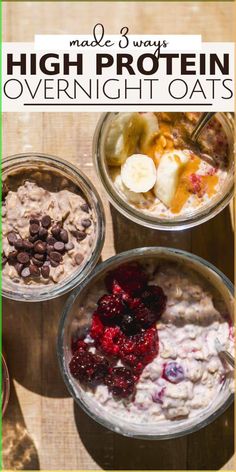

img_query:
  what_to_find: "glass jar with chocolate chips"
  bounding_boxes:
[2,153,105,301]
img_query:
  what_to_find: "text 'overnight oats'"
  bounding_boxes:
[104,112,230,219]
[2,181,96,285]
[69,261,234,424]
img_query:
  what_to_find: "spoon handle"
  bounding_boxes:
[219,350,235,369]
[190,112,216,142]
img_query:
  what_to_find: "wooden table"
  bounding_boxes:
[2,2,235,470]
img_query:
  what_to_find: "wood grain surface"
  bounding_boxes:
[2,2,235,470]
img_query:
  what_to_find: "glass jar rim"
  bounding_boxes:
[2,152,106,302]
[93,112,234,231]
[2,354,10,417]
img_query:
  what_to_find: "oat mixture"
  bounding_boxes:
[69,261,234,424]
[2,181,96,285]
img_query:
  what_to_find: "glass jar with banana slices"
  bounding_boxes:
[93,112,234,230]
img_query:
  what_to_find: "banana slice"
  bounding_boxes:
[154,150,190,207]
[121,154,156,193]
[140,113,159,152]
[105,113,143,166]
[113,173,147,205]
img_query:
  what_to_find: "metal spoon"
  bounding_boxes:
[190,112,216,143]
[188,112,217,165]
[215,337,235,368]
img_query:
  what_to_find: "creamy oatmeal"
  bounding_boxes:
[104,112,230,219]
[69,260,234,424]
[2,180,96,285]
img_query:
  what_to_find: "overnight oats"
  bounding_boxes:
[2,154,105,301]
[94,112,234,229]
[60,249,234,437]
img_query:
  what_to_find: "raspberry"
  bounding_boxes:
[132,300,156,328]
[69,350,109,385]
[105,367,136,398]
[188,173,205,197]
[141,285,167,320]
[90,314,105,343]
[120,313,141,336]
[112,280,132,303]
[100,326,123,357]
[71,339,88,354]
[120,327,159,373]
[97,294,126,324]
[106,262,147,296]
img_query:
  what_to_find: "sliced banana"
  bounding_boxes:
[154,150,190,207]
[105,113,143,166]
[121,154,156,193]
[113,173,147,205]
[139,112,159,152]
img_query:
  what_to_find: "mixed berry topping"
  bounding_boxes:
[162,362,185,384]
[2,215,84,280]
[69,262,167,399]
[99,326,123,357]
[97,294,126,324]
[69,349,109,385]
[105,367,136,398]
[105,262,148,296]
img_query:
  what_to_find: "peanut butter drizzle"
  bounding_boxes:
[202,174,219,197]
[146,115,219,215]
[170,156,219,214]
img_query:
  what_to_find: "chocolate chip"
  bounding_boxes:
[32,257,44,267]
[75,253,84,265]
[71,230,86,241]
[47,235,56,245]
[41,215,52,229]
[30,218,40,225]
[65,242,74,251]
[50,251,62,263]
[71,230,79,238]
[59,229,68,243]
[51,225,61,238]
[14,239,24,250]
[22,240,34,251]
[43,260,51,267]
[21,267,30,278]
[8,251,18,264]
[34,241,47,254]
[38,227,48,240]
[30,223,40,235]
[29,264,40,277]
[77,231,87,241]
[29,234,38,243]
[14,263,23,275]
[81,203,90,213]
[81,218,91,228]
[54,241,65,252]
[17,252,30,265]
[7,232,18,245]
[50,260,59,268]
[41,265,50,278]
[46,244,54,254]
[34,253,45,261]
